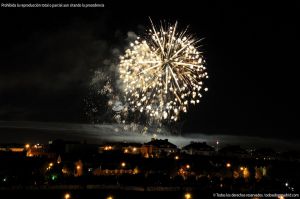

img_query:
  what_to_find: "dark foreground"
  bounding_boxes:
[1,188,204,199]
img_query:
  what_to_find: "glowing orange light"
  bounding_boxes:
[64,193,70,199]
[185,193,192,199]
[243,167,250,178]
[104,146,113,150]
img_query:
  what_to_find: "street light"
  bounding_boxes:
[47,162,54,170]
[121,162,126,167]
[185,192,192,199]
[107,196,113,199]
[285,182,289,187]
[64,193,70,199]
[186,164,190,169]
[226,163,231,168]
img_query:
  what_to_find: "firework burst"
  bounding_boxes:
[119,20,208,122]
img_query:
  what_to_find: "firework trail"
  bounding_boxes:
[119,19,208,122]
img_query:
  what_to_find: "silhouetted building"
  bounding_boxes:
[219,145,249,158]
[141,138,178,158]
[98,142,142,154]
[49,139,98,155]
[253,148,277,160]
[182,141,215,156]
[0,143,25,153]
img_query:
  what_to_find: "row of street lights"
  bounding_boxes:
[63,192,192,199]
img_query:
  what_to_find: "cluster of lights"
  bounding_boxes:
[178,164,191,175]
[65,192,114,199]
[104,146,113,150]
[284,181,295,192]
[33,143,42,149]
[119,20,208,122]
[46,162,54,170]
[240,166,250,178]
[124,147,137,153]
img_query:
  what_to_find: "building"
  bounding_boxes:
[182,142,215,156]
[121,143,142,154]
[141,138,178,158]
[0,143,25,153]
[98,142,142,154]
[49,139,98,155]
[219,145,249,158]
[26,143,49,157]
[253,148,277,160]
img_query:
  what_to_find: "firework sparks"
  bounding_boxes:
[119,20,208,121]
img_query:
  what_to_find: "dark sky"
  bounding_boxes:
[0,1,299,140]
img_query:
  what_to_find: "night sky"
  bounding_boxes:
[0,1,299,140]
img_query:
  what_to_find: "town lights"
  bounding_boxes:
[121,162,126,167]
[107,196,113,199]
[104,146,112,150]
[47,162,54,170]
[186,164,190,169]
[175,155,179,160]
[226,163,231,168]
[25,144,30,149]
